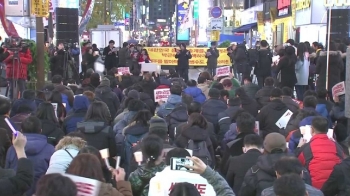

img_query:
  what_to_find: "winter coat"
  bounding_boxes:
[258,99,289,138]
[157,94,182,118]
[255,86,275,109]
[226,149,262,194]
[103,46,118,70]
[118,47,128,66]
[82,52,95,71]
[240,95,259,117]
[321,157,350,196]
[50,49,68,77]
[243,83,260,99]
[40,119,64,146]
[98,181,133,196]
[165,103,188,143]
[262,183,323,196]
[202,98,227,131]
[316,51,344,90]
[221,131,256,174]
[239,152,291,196]
[46,145,79,174]
[255,49,273,77]
[77,121,116,164]
[0,158,33,196]
[140,92,156,115]
[175,49,192,69]
[201,166,236,196]
[218,106,241,142]
[205,48,220,68]
[129,162,167,196]
[234,45,250,73]
[197,83,210,99]
[95,85,120,119]
[274,56,297,89]
[139,80,158,101]
[281,96,300,113]
[10,98,37,117]
[222,123,238,151]
[62,95,90,134]
[114,111,138,133]
[53,83,75,108]
[296,134,344,189]
[3,49,32,80]
[295,54,310,85]
[5,133,54,196]
[10,113,31,131]
[284,107,319,137]
[183,86,206,104]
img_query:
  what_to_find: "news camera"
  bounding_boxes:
[63,40,78,50]
[3,36,29,51]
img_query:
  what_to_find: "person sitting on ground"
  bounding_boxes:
[62,95,90,134]
[94,76,120,119]
[201,88,227,131]
[197,76,210,99]
[255,77,275,109]
[10,105,34,129]
[183,80,206,104]
[261,157,323,196]
[220,90,230,102]
[157,84,183,118]
[242,76,259,99]
[0,96,16,139]
[273,174,308,196]
[281,87,299,113]
[218,97,242,142]
[235,87,259,117]
[49,75,74,110]
[35,173,77,196]
[10,89,37,117]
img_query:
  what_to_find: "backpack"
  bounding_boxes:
[124,133,148,176]
[247,48,259,67]
[257,50,272,68]
[187,139,212,167]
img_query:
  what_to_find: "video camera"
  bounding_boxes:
[63,40,78,50]
[3,36,29,51]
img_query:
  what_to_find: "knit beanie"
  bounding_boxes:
[149,116,168,133]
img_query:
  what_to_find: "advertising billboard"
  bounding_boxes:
[176,0,193,42]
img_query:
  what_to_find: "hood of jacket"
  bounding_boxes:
[24,133,50,155]
[167,94,182,105]
[77,121,109,134]
[268,99,288,111]
[159,76,172,86]
[73,95,90,112]
[184,87,203,98]
[256,153,288,176]
[169,104,188,122]
[182,125,209,142]
[95,85,112,94]
[123,122,149,136]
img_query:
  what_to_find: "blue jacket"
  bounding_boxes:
[62,95,90,134]
[157,94,182,118]
[5,133,54,196]
[183,86,206,104]
[10,98,37,117]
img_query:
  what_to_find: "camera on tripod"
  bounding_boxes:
[3,36,28,51]
[63,40,77,50]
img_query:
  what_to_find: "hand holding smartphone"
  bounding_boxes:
[170,157,194,171]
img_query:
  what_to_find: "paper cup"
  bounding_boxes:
[134,151,143,164]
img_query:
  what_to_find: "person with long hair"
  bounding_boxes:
[139,73,158,101]
[76,101,116,165]
[138,49,151,63]
[66,154,132,196]
[129,135,166,196]
[35,173,77,196]
[175,113,215,167]
[36,102,65,146]
[49,90,67,125]
[274,46,297,89]
[295,43,310,101]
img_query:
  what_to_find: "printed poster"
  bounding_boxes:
[332,81,345,97]
[216,66,230,77]
[154,88,171,102]
[275,110,293,129]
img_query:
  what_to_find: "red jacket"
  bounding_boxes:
[138,54,151,63]
[4,49,32,80]
[297,134,343,189]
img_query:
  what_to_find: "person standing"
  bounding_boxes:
[175,43,192,82]
[206,41,220,76]
[118,42,129,67]
[254,40,272,88]
[102,40,118,71]
[295,43,310,101]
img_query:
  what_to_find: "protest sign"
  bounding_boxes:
[275,110,293,129]
[215,66,230,77]
[301,126,334,142]
[154,88,170,102]
[332,81,345,97]
[64,174,101,196]
[51,103,58,118]
[141,63,160,72]
[117,67,130,75]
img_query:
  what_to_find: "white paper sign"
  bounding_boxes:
[154,88,171,102]
[64,174,101,196]
[332,81,345,97]
[94,62,105,73]
[99,149,109,159]
[117,67,130,75]
[51,103,58,118]
[141,63,160,72]
[301,126,334,142]
[216,66,231,77]
[275,110,293,129]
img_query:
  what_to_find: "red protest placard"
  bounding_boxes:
[332,81,345,97]
[117,67,130,75]
[215,66,230,77]
[154,88,170,102]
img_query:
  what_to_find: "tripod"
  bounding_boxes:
[5,49,22,100]
[62,49,80,84]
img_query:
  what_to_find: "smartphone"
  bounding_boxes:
[170,157,193,171]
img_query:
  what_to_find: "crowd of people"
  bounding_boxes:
[0,37,348,196]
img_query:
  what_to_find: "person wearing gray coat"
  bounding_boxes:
[205,41,220,76]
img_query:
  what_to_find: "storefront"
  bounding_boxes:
[232,3,263,48]
[262,0,277,47]
[295,0,327,44]
[273,0,294,45]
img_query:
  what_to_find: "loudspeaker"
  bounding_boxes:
[55,8,79,45]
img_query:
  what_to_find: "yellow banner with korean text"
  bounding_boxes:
[31,0,49,17]
[144,47,231,66]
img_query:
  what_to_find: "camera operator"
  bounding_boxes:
[68,43,80,71]
[103,40,118,71]
[2,46,32,99]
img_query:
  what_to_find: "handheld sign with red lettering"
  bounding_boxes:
[215,66,231,77]
[154,88,171,102]
[64,174,101,196]
[117,67,130,75]
[332,81,345,97]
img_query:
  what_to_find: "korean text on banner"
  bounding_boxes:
[64,174,101,196]
[275,110,293,129]
[144,47,230,66]
[31,0,49,17]
[216,66,230,77]
[332,81,345,97]
[117,67,130,75]
[154,88,170,102]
